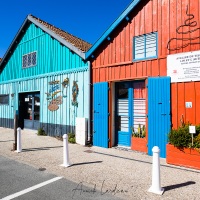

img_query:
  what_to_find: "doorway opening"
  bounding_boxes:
[18,92,40,130]
[115,80,146,147]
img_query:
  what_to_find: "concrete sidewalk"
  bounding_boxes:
[0,127,199,200]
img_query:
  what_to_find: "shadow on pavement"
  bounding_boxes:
[93,151,200,174]
[0,140,14,143]
[71,161,103,167]
[22,146,63,152]
[163,181,196,192]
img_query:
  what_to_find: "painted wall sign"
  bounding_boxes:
[48,96,62,111]
[167,5,200,51]
[62,78,69,98]
[167,50,200,82]
[48,102,59,111]
[49,84,60,93]
[72,81,79,107]
[49,80,60,85]
[46,79,63,111]
[45,78,71,111]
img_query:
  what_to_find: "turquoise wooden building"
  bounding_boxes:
[0,15,91,136]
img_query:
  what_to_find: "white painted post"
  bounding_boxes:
[62,134,70,167]
[148,146,164,195]
[16,127,22,153]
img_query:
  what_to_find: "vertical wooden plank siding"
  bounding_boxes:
[195,82,200,123]
[93,82,108,148]
[0,69,89,132]
[145,0,152,34]
[157,0,162,57]
[91,0,200,129]
[0,23,87,82]
[177,83,185,126]
[190,0,200,51]
[171,83,178,128]
[152,0,158,32]
[169,0,177,54]
[182,0,190,54]
[161,0,169,56]
[171,81,200,127]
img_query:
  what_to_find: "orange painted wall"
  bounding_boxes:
[90,0,200,129]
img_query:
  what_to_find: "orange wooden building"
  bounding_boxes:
[86,0,200,158]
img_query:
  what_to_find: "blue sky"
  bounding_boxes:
[0,0,132,57]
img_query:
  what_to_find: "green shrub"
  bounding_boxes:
[168,124,200,149]
[68,133,76,143]
[131,124,146,138]
[193,133,200,148]
[37,128,47,136]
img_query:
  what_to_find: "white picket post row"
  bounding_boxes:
[148,146,164,195]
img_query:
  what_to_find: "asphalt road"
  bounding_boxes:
[0,156,122,200]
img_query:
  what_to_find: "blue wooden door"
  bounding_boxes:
[93,82,109,148]
[148,77,171,158]
[116,82,133,147]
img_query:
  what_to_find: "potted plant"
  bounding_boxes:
[167,123,200,170]
[131,124,147,153]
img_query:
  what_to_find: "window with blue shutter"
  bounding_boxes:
[133,32,158,61]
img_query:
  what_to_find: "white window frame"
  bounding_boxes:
[133,32,158,61]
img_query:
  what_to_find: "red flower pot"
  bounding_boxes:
[131,137,147,153]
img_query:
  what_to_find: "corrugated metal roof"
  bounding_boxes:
[29,15,92,53]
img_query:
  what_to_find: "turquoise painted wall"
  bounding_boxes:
[0,23,87,82]
[0,68,89,126]
[0,21,89,131]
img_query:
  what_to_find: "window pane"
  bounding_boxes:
[32,52,36,66]
[117,83,129,98]
[22,55,27,68]
[146,44,156,57]
[134,36,145,59]
[146,33,157,57]
[0,95,9,105]
[28,54,32,66]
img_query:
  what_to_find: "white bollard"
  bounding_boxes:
[148,146,164,195]
[16,127,22,153]
[61,134,71,167]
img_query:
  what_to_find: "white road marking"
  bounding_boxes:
[1,176,62,200]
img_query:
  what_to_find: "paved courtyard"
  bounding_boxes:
[0,127,199,199]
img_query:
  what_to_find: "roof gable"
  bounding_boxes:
[29,15,91,53]
[0,14,91,68]
[85,0,141,59]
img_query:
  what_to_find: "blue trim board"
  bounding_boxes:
[0,66,88,85]
[86,0,142,59]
